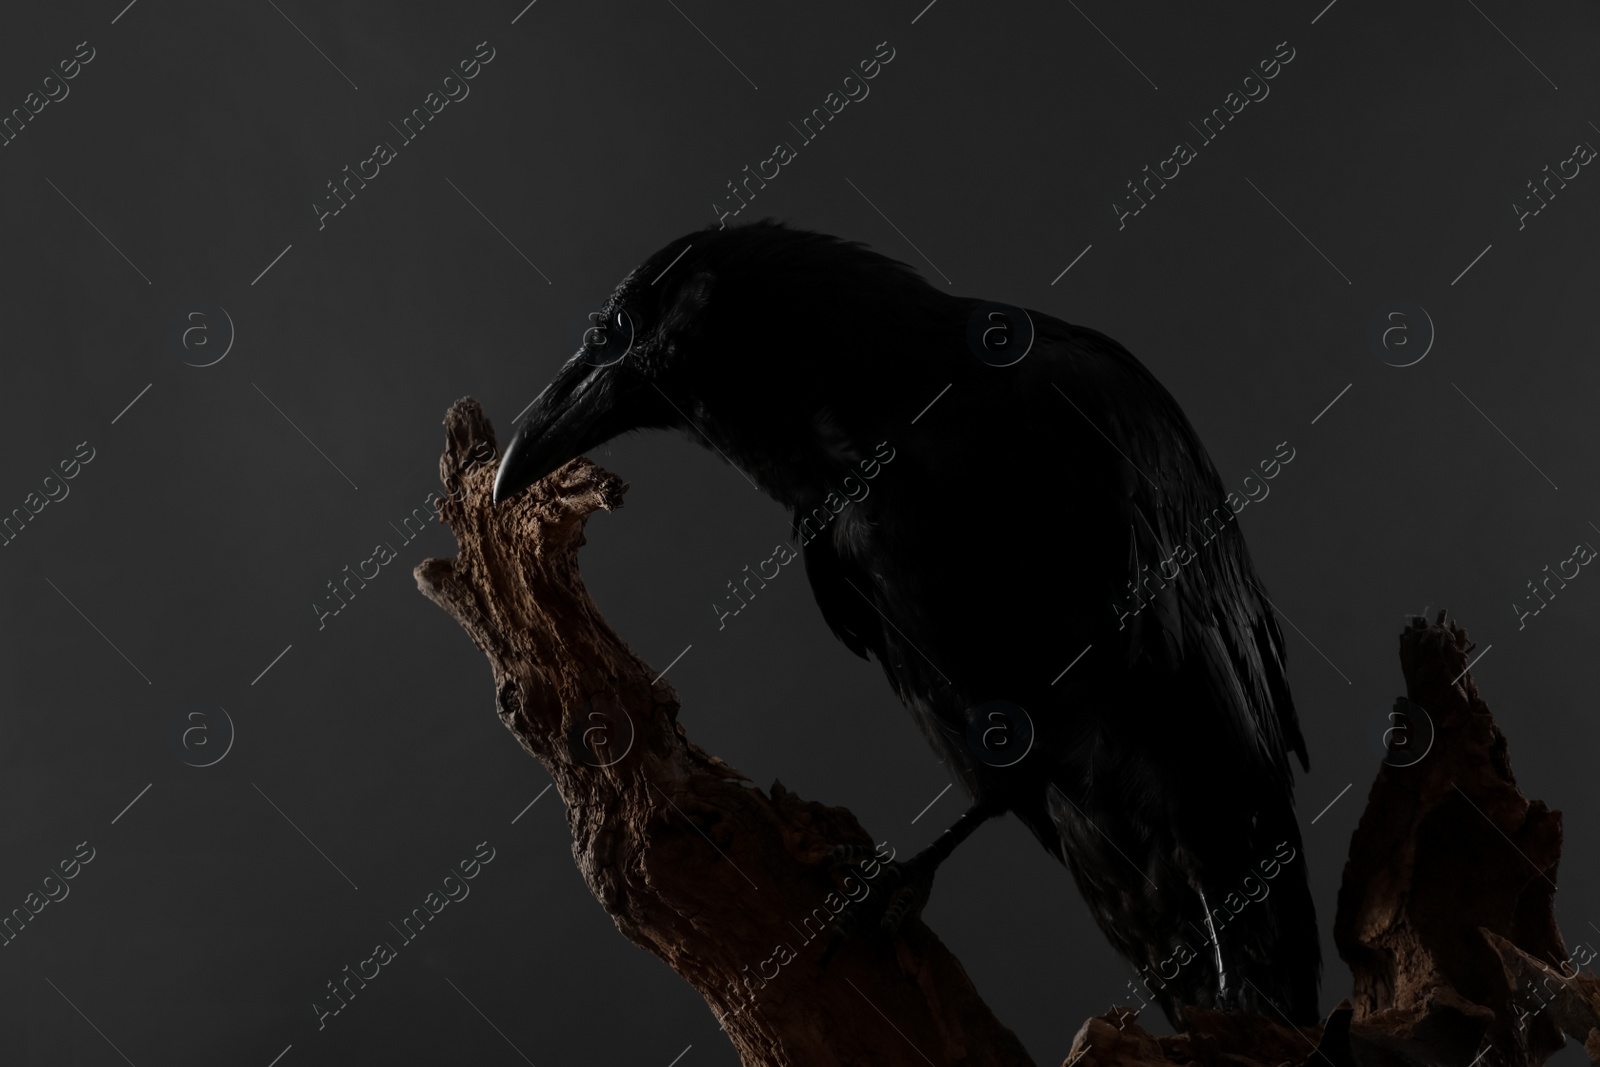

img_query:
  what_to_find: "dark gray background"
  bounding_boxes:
[1,0,1596,1063]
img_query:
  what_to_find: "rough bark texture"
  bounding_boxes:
[1331,611,1596,1065]
[418,400,1598,1067]
[414,398,1034,1067]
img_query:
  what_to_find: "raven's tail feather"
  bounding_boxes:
[1211,812,1323,1028]
[1042,777,1323,1032]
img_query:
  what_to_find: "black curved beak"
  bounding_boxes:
[493,357,611,505]
[494,353,673,504]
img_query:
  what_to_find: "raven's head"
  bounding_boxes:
[492,219,949,506]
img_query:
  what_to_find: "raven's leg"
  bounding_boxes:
[880,801,1001,931]
[820,800,1003,964]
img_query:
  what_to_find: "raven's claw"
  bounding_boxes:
[877,855,941,935]
[816,847,937,967]
[827,843,878,866]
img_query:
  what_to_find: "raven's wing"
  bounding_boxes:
[1019,318,1309,785]
[793,307,1306,789]
[990,315,1322,1023]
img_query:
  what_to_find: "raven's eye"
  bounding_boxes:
[581,307,635,367]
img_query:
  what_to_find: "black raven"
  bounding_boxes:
[493,220,1321,1027]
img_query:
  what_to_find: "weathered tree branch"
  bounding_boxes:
[418,400,1598,1067]
[1331,611,1599,1066]
[415,399,1034,1066]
